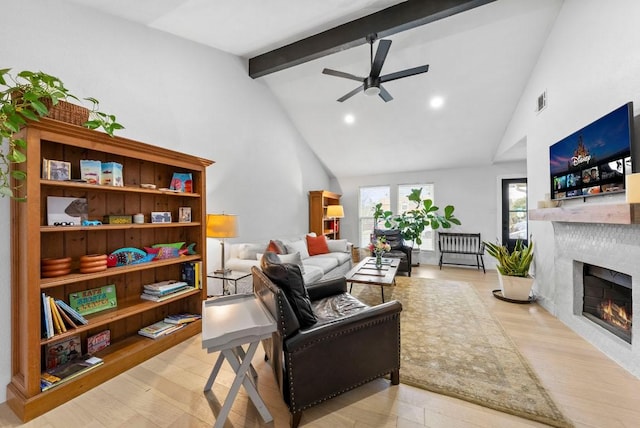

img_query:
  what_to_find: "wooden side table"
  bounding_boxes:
[201,294,276,427]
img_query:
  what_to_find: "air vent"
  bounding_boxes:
[536,91,547,113]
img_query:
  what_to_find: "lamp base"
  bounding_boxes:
[214,268,232,276]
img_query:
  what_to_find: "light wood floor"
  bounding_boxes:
[2,265,640,427]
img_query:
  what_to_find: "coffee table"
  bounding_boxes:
[345,256,400,302]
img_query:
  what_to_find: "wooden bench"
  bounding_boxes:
[438,232,485,273]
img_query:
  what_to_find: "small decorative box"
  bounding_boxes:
[102,215,132,224]
[80,160,102,184]
[101,162,123,186]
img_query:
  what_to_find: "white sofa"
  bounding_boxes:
[225,234,353,284]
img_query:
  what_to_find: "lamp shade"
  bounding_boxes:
[326,205,344,218]
[206,214,238,238]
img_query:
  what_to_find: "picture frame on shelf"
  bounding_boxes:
[179,207,192,223]
[151,211,172,223]
[170,172,193,193]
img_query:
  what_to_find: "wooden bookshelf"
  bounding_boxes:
[7,118,213,421]
[309,190,342,239]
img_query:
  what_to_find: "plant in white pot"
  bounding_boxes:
[484,238,534,301]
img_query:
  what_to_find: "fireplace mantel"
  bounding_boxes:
[529,203,640,224]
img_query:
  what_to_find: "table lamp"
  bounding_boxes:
[325,205,344,240]
[207,213,238,275]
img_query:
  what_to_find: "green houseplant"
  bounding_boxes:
[484,237,534,301]
[0,68,123,199]
[373,187,461,248]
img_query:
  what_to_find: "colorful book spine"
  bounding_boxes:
[55,299,89,325]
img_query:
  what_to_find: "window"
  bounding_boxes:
[398,184,435,251]
[359,186,390,247]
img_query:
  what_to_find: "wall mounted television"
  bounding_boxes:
[550,102,635,200]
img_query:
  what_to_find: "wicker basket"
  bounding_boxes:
[43,99,90,126]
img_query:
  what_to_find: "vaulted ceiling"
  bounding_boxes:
[62,0,563,177]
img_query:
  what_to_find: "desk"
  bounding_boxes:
[201,294,276,428]
[207,270,251,295]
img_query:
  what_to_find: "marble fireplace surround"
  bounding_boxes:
[530,203,640,378]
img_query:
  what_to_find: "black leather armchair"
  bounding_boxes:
[252,257,402,428]
[373,229,413,276]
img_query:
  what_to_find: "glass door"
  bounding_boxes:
[501,178,528,252]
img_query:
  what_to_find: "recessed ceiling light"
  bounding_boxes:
[430,96,444,109]
[344,114,355,124]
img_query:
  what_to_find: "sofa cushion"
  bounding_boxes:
[267,239,287,254]
[261,252,317,328]
[285,239,310,259]
[313,252,351,265]
[306,234,329,256]
[303,256,339,274]
[277,252,305,274]
[238,243,267,260]
[326,239,348,253]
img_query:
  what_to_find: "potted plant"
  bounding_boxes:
[373,187,461,249]
[0,68,123,199]
[484,237,534,301]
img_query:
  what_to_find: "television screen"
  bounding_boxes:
[549,102,634,200]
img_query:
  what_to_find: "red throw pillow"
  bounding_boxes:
[306,234,329,256]
[267,240,286,254]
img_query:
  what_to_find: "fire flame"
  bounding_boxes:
[599,300,632,331]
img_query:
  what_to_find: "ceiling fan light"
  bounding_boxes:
[364,86,380,96]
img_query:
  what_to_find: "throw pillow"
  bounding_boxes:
[238,243,266,260]
[267,239,287,254]
[277,252,305,274]
[260,252,317,328]
[326,239,348,253]
[285,240,310,259]
[306,234,329,256]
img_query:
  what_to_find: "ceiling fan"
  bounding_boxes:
[322,34,429,102]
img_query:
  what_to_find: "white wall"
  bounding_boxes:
[0,0,332,403]
[334,161,526,268]
[497,0,640,313]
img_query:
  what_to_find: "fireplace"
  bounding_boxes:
[582,263,632,344]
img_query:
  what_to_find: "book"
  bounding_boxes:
[87,330,110,354]
[54,301,78,329]
[164,313,202,325]
[169,172,193,193]
[42,293,53,339]
[137,320,186,339]
[41,354,103,391]
[69,284,117,316]
[48,296,66,334]
[140,286,196,302]
[45,335,81,370]
[181,262,196,287]
[55,299,89,325]
[142,285,190,296]
[143,280,189,293]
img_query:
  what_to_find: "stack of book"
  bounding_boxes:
[164,313,202,325]
[41,293,89,339]
[138,320,187,339]
[140,280,194,302]
[41,354,103,391]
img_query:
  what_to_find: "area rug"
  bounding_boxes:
[350,277,573,428]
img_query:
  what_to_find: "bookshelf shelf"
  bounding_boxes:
[8,118,213,421]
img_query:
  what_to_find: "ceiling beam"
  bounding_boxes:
[248,0,496,78]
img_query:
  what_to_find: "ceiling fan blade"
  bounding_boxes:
[370,39,392,78]
[322,68,365,82]
[379,85,393,102]
[380,65,429,83]
[337,85,364,102]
